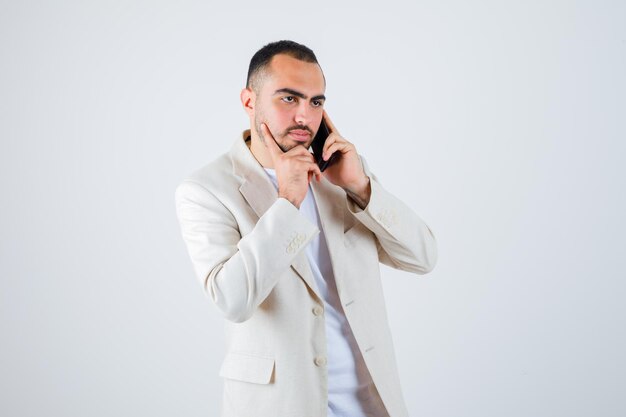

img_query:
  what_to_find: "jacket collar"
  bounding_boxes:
[230,129,278,220]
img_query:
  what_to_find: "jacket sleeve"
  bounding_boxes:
[175,180,319,323]
[345,155,438,275]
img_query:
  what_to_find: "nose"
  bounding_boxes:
[294,101,312,127]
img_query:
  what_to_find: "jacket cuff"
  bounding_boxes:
[266,197,320,257]
[346,178,398,238]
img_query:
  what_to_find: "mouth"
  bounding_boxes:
[288,131,310,142]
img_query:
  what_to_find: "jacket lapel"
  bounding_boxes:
[310,176,352,301]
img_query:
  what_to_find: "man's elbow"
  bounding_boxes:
[222,307,254,323]
[423,234,438,273]
[207,286,256,323]
[204,269,256,323]
[410,236,438,275]
[420,252,438,274]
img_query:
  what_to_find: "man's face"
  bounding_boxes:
[253,54,326,153]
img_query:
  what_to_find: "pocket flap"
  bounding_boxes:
[219,351,275,384]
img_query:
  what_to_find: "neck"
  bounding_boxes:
[248,126,275,169]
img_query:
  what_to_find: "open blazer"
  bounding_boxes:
[175,129,438,417]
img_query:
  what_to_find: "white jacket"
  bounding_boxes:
[175,129,438,417]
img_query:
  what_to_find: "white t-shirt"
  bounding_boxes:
[264,168,388,417]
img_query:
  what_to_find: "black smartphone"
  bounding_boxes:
[311,118,339,172]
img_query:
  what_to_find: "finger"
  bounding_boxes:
[307,161,322,182]
[286,145,314,158]
[322,134,337,155]
[261,123,283,158]
[324,140,350,160]
[308,166,322,183]
[322,109,339,135]
[294,155,315,164]
[287,148,314,160]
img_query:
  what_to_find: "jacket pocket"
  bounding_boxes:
[219,351,275,384]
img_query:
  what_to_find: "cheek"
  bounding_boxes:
[268,108,293,131]
[270,104,290,120]
[314,113,323,127]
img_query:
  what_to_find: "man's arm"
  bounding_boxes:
[345,155,438,275]
[175,180,319,323]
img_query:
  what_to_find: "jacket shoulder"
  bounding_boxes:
[176,151,238,197]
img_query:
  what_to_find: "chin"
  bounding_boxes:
[284,137,310,149]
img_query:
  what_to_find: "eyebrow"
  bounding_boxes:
[273,88,326,101]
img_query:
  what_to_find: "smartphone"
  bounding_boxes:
[311,118,339,172]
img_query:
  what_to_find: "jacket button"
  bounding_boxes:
[312,306,323,316]
[314,356,327,367]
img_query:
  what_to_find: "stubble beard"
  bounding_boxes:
[254,113,291,153]
[254,107,315,153]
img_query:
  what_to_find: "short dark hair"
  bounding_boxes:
[246,40,324,94]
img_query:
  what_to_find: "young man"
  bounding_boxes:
[175,40,437,417]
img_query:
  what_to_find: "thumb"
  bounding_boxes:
[261,123,283,159]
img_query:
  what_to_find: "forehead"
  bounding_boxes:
[263,54,325,94]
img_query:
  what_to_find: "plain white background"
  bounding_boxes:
[1,1,624,416]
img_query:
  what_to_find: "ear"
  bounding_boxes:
[240,87,256,117]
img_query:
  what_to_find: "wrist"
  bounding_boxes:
[344,177,371,210]
[279,194,300,209]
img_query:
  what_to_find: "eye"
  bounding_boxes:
[282,96,296,103]
[312,100,323,107]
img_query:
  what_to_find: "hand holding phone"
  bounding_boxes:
[309,110,371,207]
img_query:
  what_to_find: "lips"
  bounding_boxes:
[289,130,310,142]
